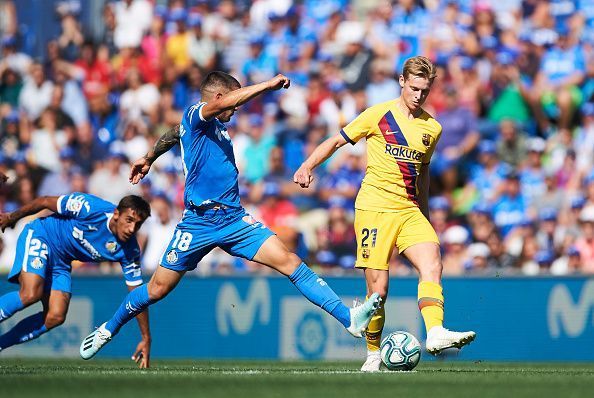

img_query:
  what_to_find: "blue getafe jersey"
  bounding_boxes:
[179,102,241,209]
[36,192,142,286]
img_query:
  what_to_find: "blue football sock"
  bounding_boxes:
[0,291,25,323]
[0,312,47,349]
[288,262,351,328]
[105,284,154,335]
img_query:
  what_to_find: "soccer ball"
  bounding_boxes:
[380,331,421,371]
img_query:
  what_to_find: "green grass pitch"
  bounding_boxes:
[1,359,593,398]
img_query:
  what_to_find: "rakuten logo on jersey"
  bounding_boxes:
[385,144,423,161]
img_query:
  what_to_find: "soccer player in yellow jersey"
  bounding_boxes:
[294,56,475,371]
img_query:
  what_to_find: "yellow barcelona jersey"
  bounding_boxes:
[340,100,442,212]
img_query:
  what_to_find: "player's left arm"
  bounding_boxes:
[418,163,431,222]
[130,124,181,184]
[0,196,59,232]
[128,284,151,369]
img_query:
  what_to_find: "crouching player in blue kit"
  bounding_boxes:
[80,72,381,360]
[0,193,152,368]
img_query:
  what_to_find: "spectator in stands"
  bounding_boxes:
[336,20,373,92]
[0,111,21,159]
[531,26,586,134]
[56,5,84,62]
[468,140,507,203]
[464,242,493,274]
[18,63,54,120]
[520,137,547,208]
[119,68,159,124]
[315,205,357,271]
[551,246,582,275]
[187,13,216,72]
[486,231,517,270]
[258,181,299,252]
[37,146,76,197]
[319,80,356,137]
[74,41,111,101]
[28,109,67,173]
[138,193,177,274]
[0,35,31,78]
[0,67,22,108]
[113,0,152,50]
[575,206,594,272]
[365,59,400,107]
[496,119,527,168]
[435,86,480,170]
[574,103,594,175]
[242,34,277,86]
[89,150,138,203]
[318,144,364,211]
[166,8,192,73]
[492,171,526,237]
[442,225,469,275]
[243,114,275,183]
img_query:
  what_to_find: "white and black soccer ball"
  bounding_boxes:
[380,331,421,371]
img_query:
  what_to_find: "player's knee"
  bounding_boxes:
[45,312,66,328]
[421,259,442,282]
[19,288,43,306]
[279,252,302,275]
[148,281,171,301]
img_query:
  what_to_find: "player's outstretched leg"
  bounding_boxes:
[0,273,45,325]
[360,269,389,372]
[418,279,475,355]
[0,290,69,352]
[80,284,153,359]
[80,267,182,360]
[0,312,47,351]
[361,302,385,372]
[404,243,476,355]
[253,236,381,338]
[0,291,25,324]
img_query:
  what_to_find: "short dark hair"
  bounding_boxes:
[117,195,151,220]
[200,71,241,95]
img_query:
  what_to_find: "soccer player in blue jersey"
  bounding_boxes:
[80,72,381,360]
[0,193,152,367]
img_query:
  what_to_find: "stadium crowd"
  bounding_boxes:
[0,0,593,276]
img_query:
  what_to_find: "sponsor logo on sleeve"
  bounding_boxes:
[166,250,178,264]
[30,257,44,270]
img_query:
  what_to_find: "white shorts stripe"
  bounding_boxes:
[21,228,34,272]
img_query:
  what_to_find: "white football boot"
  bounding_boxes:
[425,326,476,355]
[346,293,381,338]
[80,322,112,360]
[361,350,382,372]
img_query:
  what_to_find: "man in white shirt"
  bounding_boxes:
[113,0,153,49]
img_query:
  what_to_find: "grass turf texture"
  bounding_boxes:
[1,359,593,398]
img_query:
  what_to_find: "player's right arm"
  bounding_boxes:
[294,107,373,188]
[0,196,59,232]
[293,134,349,188]
[130,124,181,184]
[200,74,290,121]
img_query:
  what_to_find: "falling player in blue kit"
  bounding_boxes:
[0,193,152,367]
[80,72,381,360]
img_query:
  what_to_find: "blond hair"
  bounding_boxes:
[402,56,437,81]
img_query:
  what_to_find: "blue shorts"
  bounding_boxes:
[8,222,72,293]
[160,207,275,272]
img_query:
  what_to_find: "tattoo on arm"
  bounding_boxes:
[145,124,181,163]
